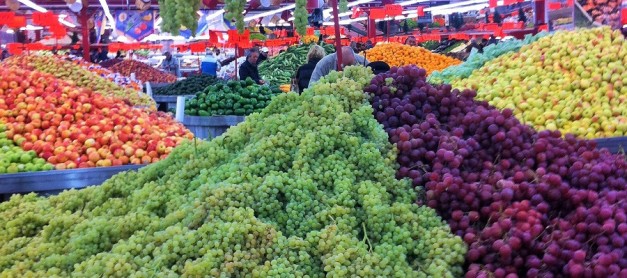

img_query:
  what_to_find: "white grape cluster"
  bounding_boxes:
[0,66,466,277]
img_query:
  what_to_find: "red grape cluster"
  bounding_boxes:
[365,65,627,277]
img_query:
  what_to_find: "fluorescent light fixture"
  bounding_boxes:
[17,0,46,12]
[244,4,296,22]
[206,10,225,21]
[58,18,76,28]
[156,17,162,26]
[6,29,15,34]
[17,0,77,27]
[425,0,488,12]
[398,0,431,7]
[322,16,367,25]
[21,24,44,31]
[98,0,116,30]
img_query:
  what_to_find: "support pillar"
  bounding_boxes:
[79,8,91,60]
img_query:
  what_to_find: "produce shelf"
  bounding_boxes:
[0,164,146,198]
[153,95,195,112]
[183,115,245,140]
[593,136,627,154]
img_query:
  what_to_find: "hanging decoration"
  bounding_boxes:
[339,0,348,13]
[158,0,200,36]
[224,0,246,32]
[294,0,308,36]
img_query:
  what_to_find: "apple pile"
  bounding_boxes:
[0,123,54,174]
[1,55,155,107]
[452,27,626,139]
[0,67,194,170]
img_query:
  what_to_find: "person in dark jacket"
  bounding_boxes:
[367,61,390,75]
[295,45,326,93]
[239,49,264,84]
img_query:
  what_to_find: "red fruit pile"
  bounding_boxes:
[110,60,178,83]
[365,65,626,277]
[0,67,193,170]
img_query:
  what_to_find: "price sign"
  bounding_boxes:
[384,4,403,17]
[7,43,23,55]
[8,16,26,29]
[489,0,497,8]
[623,8,627,25]
[417,6,425,17]
[209,31,219,43]
[227,30,240,43]
[504,0,516,5]
[306,27,314,35]
[548,2,561,10]
[33,12,56,26]
[370,8,386,19]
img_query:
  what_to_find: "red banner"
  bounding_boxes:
[190,42,205,53]
[489,0,497,8]
[417,6,425,17]
[384,4,403,17]
[623,8,627,25]
[227,30,240,43]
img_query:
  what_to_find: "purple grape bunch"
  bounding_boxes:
[365,65,627,277]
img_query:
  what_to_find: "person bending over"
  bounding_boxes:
[308,46,368,87]
[239,49,265,85]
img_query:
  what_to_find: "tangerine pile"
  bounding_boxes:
[363,43,461,75]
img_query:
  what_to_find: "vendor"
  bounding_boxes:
[309,46,368,86]
[295,45,326,93]
[405,36,417,47]
[239,49,264,85]
[258,47,269,64]
[162,52,179,76]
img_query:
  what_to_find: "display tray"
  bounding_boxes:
[593,136,627,154]
[183,115,246,140]
[0,164,147,195]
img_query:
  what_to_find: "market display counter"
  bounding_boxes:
[183,115,245,140]
[0,164,146,200]
[594,136,627,154]
[153,95,195,112]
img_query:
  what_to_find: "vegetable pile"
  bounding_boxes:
[1,55,155,107]
[452,27,626,138]
[154,75,222,95]
[184,78,281,116]
[0,66,466,277]
[428,32,548,84]
[110,60,178,83]
[367,65,626,277]
[258,43,336,85]
[363,43,461,75]
[0,124,54,174]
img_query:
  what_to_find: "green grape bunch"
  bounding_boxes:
[159,0,200,36]
[339,0,348,13]
[224,0,246,33]
[0,66,466,277]
[294,0,308,36]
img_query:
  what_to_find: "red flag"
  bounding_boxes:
[351,7,361,19]
[384,4,403,17]
[417,6,425,17]
[489,0,497,8]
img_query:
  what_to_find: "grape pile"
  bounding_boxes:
[365,65,627,277]
[0,66,466,276]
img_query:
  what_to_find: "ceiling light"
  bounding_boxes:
[98,0,116,30]
[17,0,46,12]
[244,4,296,22]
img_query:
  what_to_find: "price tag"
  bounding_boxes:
[504,0,516,5]
[370,8,386,20]
[238,29,250,43]
[8,16,26,29]
[622,8,627,25]
[384,4,403,17]
[7,43,23,55]
[227,30,239,43]
[306,27,314,35]
[548,2,561,10]
[33,12,56,26]
[209,31,219,43]
[417,6,425,17]
[0,12,15,24]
